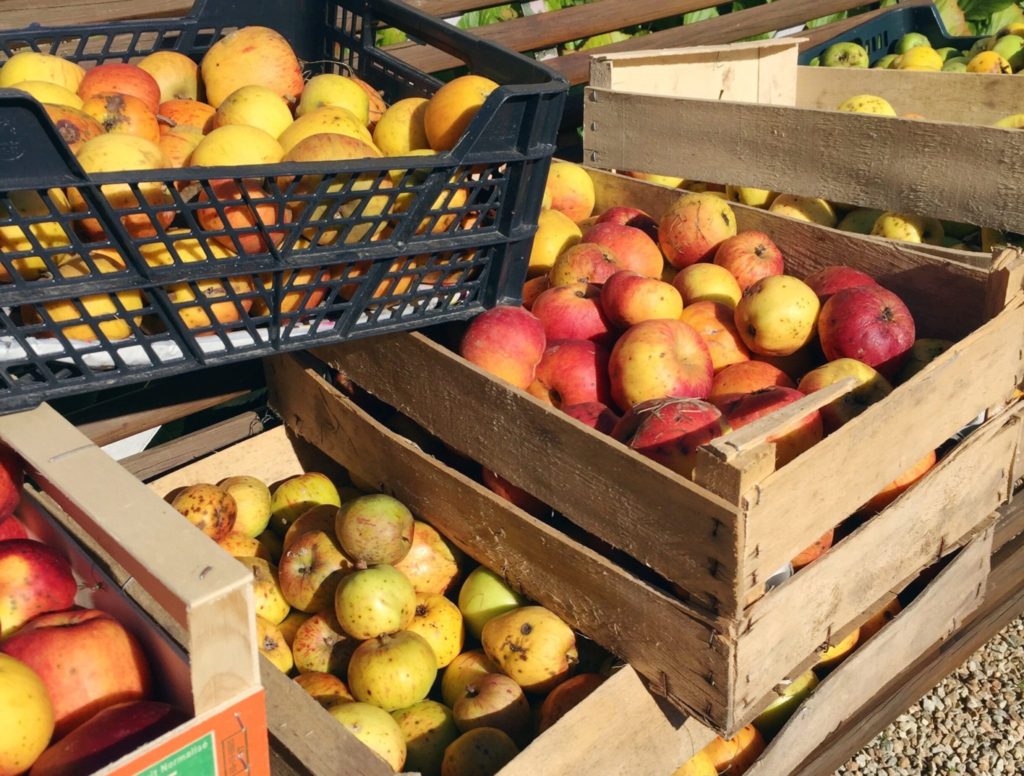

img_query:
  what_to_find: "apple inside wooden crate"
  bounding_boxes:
[0,405,269,776]
[314,167,1024,735]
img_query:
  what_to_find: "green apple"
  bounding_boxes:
[837,208,884,235]
[871,212,928,242]
[808,56,821,67]
[873,53,899,69]
[935,46,960,62]
[821,42,869,68]
[752,670,819,740]
[895,32,931,54]
[968,36,996,58]
[942,57,969,72]
[897,338,955,384]
[992,34,1024,71]
[457,566,526,640]
[392,700,459,776]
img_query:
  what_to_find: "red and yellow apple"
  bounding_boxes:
[718,386,823,467]
[671,263,742,308]
[659,193,738,268]
[548,242,621,287]
[612,397,729,479]
[531,283,613,347]
[600,270,683,329]
[818,284,916,379]
[459,305,546,390]
[797,358,893,432]
[608,319,714,408]
[0,539,77,637]
[582,221,663,278]
[679,300,751,373]
[714,230,784,292]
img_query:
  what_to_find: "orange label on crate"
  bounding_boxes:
[137,734,215,776]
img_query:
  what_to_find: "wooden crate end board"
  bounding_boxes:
[744,525,994,776]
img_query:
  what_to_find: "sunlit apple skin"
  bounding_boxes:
[818,285,916,379]
[608,319,714,410]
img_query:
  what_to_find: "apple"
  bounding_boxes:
[453,673,531,744]
[713,231,784,293]
[608,319,714,409]
[334,564,416,640]
[751,670,819,740]
[200,25,304,109]
[348,630,438,711]
[277,610,310,649]
[215,476,271,538]
[406,593,465,669]
[798,358,893,432]
[726,185,777,209]
[613,397,730,479]
[78,63,161,113]
[281,504,343,552]
[394,521,462,596]
[815,627,860,674]
[270,473,341,535]
[734,275,821,357]
[238,557,290,625]
[536,673,604,733]
[442,728,519,776]
[562,402,620,435]
[596,206,659,243]
[458,567,526,640]
[212,84,294,139]
[81,92,160,144]
[0,539,77,637]
[672,263,742,308]
[459,306,546,391]
[0,51,85,92]
[291,608,359,675]
[673,750,717,776]
[0,653,53,775]
[581,222,663,278]
[328,702,407,772]
[392,700,459,776]
[255,615,293,673]
[482,606,577,693]
[600,270,683,329]
[531,283,613,347]
[803,265,877,303]
[216,531,269,561]
[1,609,151,738]
[158,126,203,168]
[527,339,611,408]
[703,725,766,774]
[548,242,621,287]
[543,160,595,223]
[440,650,499,709]
[138,51,198,102]
[277,105,373,153]
[299,73,370,123]
[679,301,751,373]
[897,338,954,384]
[791,529,835,569]
[157,99,214,134]
[769,194,837,227]
[862,450,937,512]
[195,179,291,255]
[42,104,103,153]
[658,193,738,268]
[0,445,23,518]
[718,386,823,467]
[522,274,551,310]
[279,529,352,613]
[818,285,916,379]
[481,469,549,517]
[528,209,582,277]
[336,494,415,566]
[860,598,902,642]
[293,672,353,708]
[0,515,27,542]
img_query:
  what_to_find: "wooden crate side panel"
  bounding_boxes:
[0,404,259,716]
[316,333,744,615]
[587,168,989,342]
[796,66,1024,126]
[744,525,994,776]
[733,407,1020,725]
[584,88,1024,233]
[266,354,734,730]
[744,300,1024,586]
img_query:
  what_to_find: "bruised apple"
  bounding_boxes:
[406,593,465,669]
[613,398,730,479]
[608,319,714,409]
[658,193,737,268]
[481,606,577,693]
[527,339,611,408]
[818,285,915,379]
[459,306,546,391]
[170,483,236,541]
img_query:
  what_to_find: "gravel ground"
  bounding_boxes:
[836,614,1024,775]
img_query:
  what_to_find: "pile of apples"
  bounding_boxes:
[466,161,945,570]
[167,470,610,775]
[0,446,185,776]
[0,25,498,341]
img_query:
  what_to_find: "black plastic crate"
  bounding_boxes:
[799,2,983,65]
[0,0,567,413]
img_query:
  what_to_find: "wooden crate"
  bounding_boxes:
[583,38,1024,233]
[147,409,714,776]
[310,168,1024,733]
[0,404,269,776]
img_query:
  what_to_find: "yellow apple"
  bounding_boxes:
[298,73,370,124]
[213,85,294,139]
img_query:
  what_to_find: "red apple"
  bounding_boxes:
[818,285,916,378]
[609,319,714,409]
[581,222,663,278]
[596,206,659,243]
[78,63,161,114]
[1,609,152,738]
[527,340,611,408]
[481,469,548,518]
[531,283,614,347]
[0,514,28,541]
[658,193,738,268]
[29,701,187,776]
[718,386,824,467]
[708,360,795,408]
[548,243,621,287]
[0,539,77,637]
[522,275,550,310]
[562,402,620,435]
[804,265,877,303]
[600,270,683,329]
[0,446,23,518]
[459,306,546,390]
[536,673,604,734]
[613,397,730,479]
[713,231,784,292]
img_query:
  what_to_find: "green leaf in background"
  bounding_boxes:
[977,3,1024,33]
[806,12,848,29]
[457,4,520,29]
[935,0,974,34]
[957,0,1017,19]
[375,27,407,47]
[579,30,632,50]
[682,7,720,24]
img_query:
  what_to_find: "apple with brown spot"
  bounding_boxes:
[582,222,663,278]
